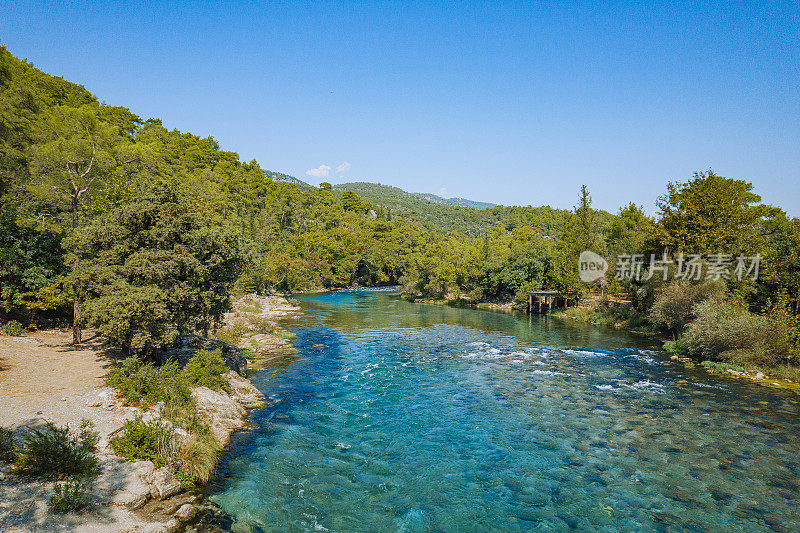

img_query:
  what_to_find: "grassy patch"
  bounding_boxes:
[110,415,175,466]
[700,360,748,374]
[175,426,220,484]
[50,478,92,513]
[13,420,99,480]
[213,321,250,346]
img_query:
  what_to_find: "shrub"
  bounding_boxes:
[762,296,800,365]
[106,357,191,408]
[0,427,15,462]
[13,420,99,480]
[679,299,770,364]
[182,349,229,391]
[0,320,25,336]
[110,415,175,466]
[648,280,726,335]
[50,478,92,513]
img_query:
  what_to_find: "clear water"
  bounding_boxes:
[208,289,800,532]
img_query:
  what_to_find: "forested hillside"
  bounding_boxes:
[333,181,614,236]
[413,192,496,210]
[1,45,799,378]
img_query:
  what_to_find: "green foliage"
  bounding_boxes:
[110,415,175,465]
[648,280,726,335]
[654,170,779,255]
[69,183,243,356]
[107,349,230,427]
[0,320,24,335]
[679,299,771,365]
[0,426,15,462]
[13,420,99,480]
[606,203,654,256]
[182,348,230,391]
[105,357,191,409]
[50,478,92,513]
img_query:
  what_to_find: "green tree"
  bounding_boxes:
[654,170,777,255]
[68,183,242,357]
[27,104,137,342]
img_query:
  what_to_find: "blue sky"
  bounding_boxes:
[3,1,799,214]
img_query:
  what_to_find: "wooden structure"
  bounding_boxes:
[528,291,573,314]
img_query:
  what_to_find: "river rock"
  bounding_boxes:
[175,503,199,521]
[192,386,246,446]
[152,466,182,500]
[226,371,265,409]
[159,334,247,376]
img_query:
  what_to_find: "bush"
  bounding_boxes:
[679,299,770,365]
[50,478,92,513]
[648,280,726,335]
[182,349,229,391]
[13,420,99,480]
[0,320,25,336]
[110,415,175,466]
[106,357,191,408]
[0,427,15,462]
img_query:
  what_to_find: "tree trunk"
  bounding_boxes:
[72,194,82,344]
[73,298,82,344]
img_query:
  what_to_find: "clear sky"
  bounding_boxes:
[3,1,799,214]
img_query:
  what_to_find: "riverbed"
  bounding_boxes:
[207,289,800,532]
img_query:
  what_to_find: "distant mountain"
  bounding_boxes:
[413,192,496,210]
[331,182,614,237]
[264,170,313,188]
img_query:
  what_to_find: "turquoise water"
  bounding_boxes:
[209,289,800,532]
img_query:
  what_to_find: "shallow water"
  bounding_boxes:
[208,289,800,532]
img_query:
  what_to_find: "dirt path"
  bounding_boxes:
[0,331,164,532]
[0,330,125,435]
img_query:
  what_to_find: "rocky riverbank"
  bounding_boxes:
[0,294,300,532]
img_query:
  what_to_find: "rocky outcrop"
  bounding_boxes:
[192,386,247,447]
[159,334,247,376]
[225,371,265,409]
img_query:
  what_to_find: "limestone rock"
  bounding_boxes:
[151,466,182,500]
[104,459,155,510]
[175,503,198,522]
[192,386,246,446]
[226,371,265,409]
[159,334,247,376]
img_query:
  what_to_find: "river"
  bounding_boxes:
[207,289,799,532]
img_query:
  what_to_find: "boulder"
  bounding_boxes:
[105,459,155,510]
[192,386,246,447]
[159,334,247,376]
[175,503,199,522]
[151,466,182,500]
